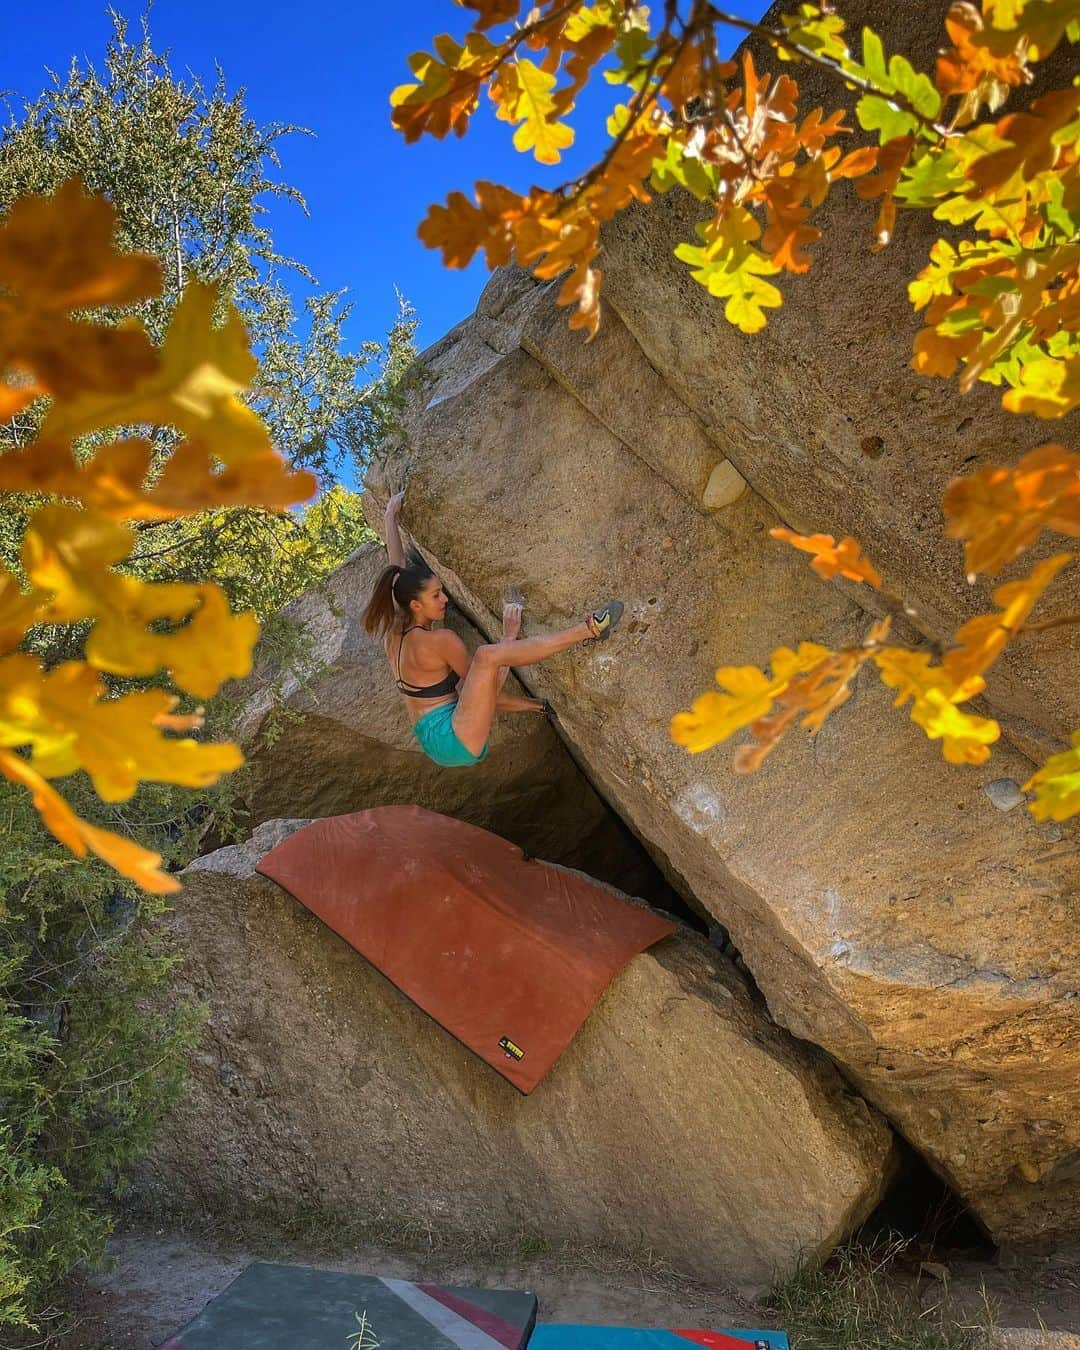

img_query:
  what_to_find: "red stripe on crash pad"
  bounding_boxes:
[672,1333,763,1349]
[255,807,675,1093]
[417,1283,524,1348]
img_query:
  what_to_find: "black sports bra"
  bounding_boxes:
[395,626,459,700]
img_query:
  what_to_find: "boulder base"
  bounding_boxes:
[133,824,895,1288]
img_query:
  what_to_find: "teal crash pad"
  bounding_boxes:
[157,1262,538,1349]
[529,1328,789,1350]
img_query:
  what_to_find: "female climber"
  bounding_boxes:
[362,490,623,769]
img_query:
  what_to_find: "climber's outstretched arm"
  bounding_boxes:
[385,491,406,569]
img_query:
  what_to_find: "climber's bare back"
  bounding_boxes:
[385,622,459,727]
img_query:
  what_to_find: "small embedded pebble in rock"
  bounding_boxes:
[984,779,1026,812]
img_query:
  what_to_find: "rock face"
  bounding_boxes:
[365,1,1079,1244]
[236,541,661,896]
[598,0,1080,759]
[135,825,894,1287]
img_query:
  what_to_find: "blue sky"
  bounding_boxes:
[5,2,768,378]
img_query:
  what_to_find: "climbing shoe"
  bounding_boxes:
[584,600,624,642]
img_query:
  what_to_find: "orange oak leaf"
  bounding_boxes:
[943,443,1080,574]
[735,617,892,772]
[943,553,1072,683]
[390,32,499,143]
[0,746,179,893]
[0,377,43,420]
[935,1,1030,123]
[670,641,832,755]
[456,0,522,28]
[856,135,916,249]
[770,527,883,587]
[418,182,531,269]
[0,435,315,524]
[0,179,160,398]
[966,86,1080,194]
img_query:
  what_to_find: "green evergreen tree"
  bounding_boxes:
[0,15,412,1333]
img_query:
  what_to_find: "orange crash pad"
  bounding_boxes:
[255,807,676,1092]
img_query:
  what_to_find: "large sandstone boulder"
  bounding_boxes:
[235,540,660,896]
[133,823,895,1287]
[364,1,1080,1244]
[597,0,1079,759]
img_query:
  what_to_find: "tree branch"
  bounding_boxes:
[1018,611,1080,636]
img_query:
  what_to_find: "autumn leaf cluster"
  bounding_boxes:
[671,443,1080,822]
[0,181,316,892]
[394,1,1079,417]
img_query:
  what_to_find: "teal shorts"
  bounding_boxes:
[412,702,489,768]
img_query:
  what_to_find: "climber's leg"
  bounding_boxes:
[451,627,586,755]
[495,693,546,714]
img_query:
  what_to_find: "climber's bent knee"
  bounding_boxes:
[473,642,505,670]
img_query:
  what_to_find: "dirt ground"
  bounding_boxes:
[29,1224,765,1349]
[23,1222,1080,1350]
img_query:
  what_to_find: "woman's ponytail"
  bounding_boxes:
[364,561,434,637]
[363,565,400,637]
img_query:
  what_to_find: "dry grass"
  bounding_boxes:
[770,1237,996,1350]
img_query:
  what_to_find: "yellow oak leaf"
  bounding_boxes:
[770,527,883,586]
[21,504,133,622]
[909,238,962,310]
[671,642,831,754]
[0,569,45,656]
[21,504,259,697]
[391,32,498,143]
[943,553,1072,682]
[90,583,259,700]
[874,647,986,708]
[7,659,243,800]
[491,59,575,164]
[943,444,1080,575]
[1002,355,1080,418]
[909,687,1001,764]
[1024,730,1080,822]
[874,646,996,763]
[674,208,783,334]
[39,283,305,494]
[0,747,179,894]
